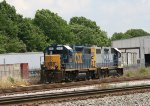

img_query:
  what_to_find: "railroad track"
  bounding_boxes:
[1,76,150,95]
[1,85,150,105]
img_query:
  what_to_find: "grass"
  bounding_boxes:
[0,77,29,89]
[124,67,150,77]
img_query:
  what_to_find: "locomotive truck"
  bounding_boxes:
[40,45,123,83]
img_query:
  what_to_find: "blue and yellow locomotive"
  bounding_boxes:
[40,45,123,83]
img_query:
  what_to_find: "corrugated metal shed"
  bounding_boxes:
[0,52,44,70]
[112,35,150,67]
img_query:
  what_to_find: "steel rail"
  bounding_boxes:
[0,85,150,104]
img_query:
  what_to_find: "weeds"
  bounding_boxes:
[124,67,150,77]
[0,77,29,89]
[8,77,15,83]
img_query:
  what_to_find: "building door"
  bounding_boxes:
[145,54,150,67]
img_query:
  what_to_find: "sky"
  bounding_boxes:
[1,0,150,37]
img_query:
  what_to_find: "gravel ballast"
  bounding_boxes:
[41,92,150,106]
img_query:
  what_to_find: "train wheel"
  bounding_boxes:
[64,72,69,82]
[86,71,91,80]
[98,69,103,79]
[69,72,74,82]
[117,68,123,76]
[105,69,109,77]
[64,72,74,82]
[72,71,78,82]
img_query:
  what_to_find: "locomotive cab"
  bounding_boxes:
[40,45,73,83]
[113,48,121,66]
[43,45,73,70]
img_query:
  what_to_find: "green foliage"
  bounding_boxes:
[0,1,26,53]
[125,29,149,38]
[125,72,132,77]
[6,38,26,53]
[111,29,150,41]
[0,1,22,38]
[0,33,7,53]
[124,67,150,77]
[70,16,100,30]
[139,68,150,75]
[0,1,49,53]
[34,9,74,44]
[111,32,131,41]
[8,77,15,84]
[0,33,26,53]
[70,17,110,46]
[18,18,49,51]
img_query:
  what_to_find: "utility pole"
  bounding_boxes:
[4,58,6,71]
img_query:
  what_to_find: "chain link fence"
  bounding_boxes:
[28,69,41,84]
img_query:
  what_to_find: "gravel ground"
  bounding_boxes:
[41,92,150,106]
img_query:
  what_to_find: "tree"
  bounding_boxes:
[5,38,26,53]
[111,29,150,41]
[0,33,26,53]
[18,18,49,51]
[34,9,74,44]
[125,29,149,38]
[70,16,100,30]
[70,17,110,46]
[0,1,50,52]
[70,24,94,45]
[111,32,131,41]
[0,0,22,38]
[0,1,26,53]
[0,33,7,53]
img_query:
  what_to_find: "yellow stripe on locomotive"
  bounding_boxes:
[91,47,96,67]
[75,52,83,63]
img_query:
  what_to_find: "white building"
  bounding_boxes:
[0,52,44,70]
[112,36,150,67]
